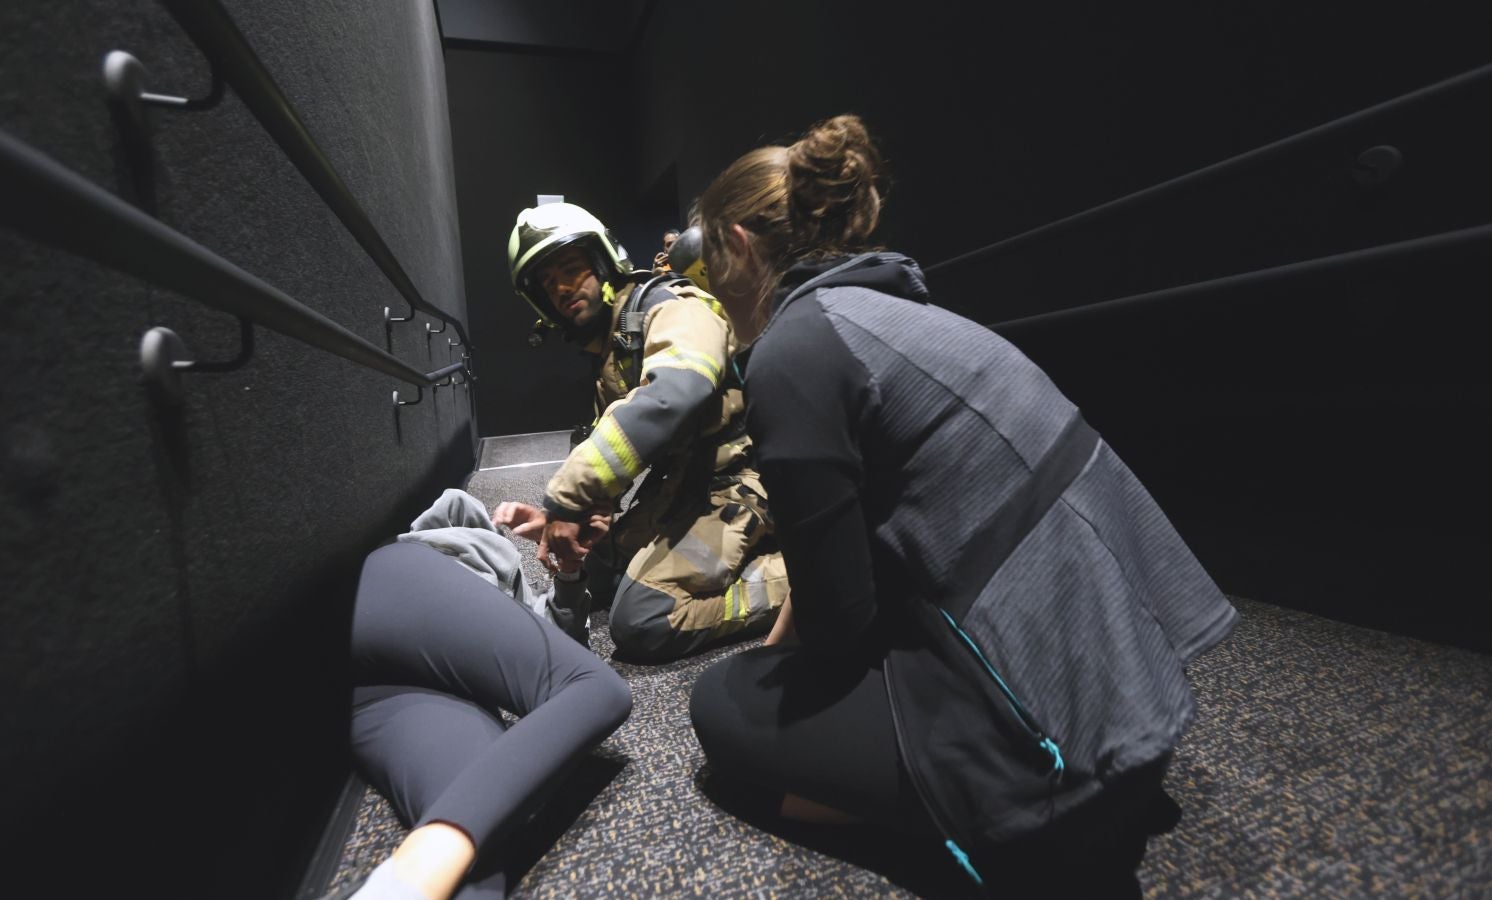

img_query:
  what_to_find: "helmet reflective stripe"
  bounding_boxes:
[508,205,613,283]
[507,202,633,329]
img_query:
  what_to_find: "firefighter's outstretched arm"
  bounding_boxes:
[543,294,729,524]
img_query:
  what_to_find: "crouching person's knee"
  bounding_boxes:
[609,579,683,662]
[688,659,730,754]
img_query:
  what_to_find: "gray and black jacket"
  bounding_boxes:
[743,252,1236,862]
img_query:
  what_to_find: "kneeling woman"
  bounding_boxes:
[337,493,631,900]
[688,116,1236,893]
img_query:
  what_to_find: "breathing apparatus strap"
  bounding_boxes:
[614,272,692,386]
[611,273,749,467]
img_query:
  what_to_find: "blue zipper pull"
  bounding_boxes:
[944,840,985,886]
[1040,736,1065,781]
[938,607,1066,780]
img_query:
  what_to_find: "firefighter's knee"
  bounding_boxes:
[608,578,679,661]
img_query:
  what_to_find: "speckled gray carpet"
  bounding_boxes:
[326,432,1492,898]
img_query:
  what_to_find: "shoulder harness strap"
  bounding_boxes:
[614,273,692,385]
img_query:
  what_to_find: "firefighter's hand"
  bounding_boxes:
[492,501,546,540]
[584,510,613,541]
[537,514,612,573]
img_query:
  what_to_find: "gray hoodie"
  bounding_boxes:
[398,488,590,643]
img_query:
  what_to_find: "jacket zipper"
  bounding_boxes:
[938,607,1066,780]
[884,610,1069,888]
[883,654,986,887]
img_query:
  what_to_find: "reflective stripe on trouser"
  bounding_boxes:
[608,478,789,661]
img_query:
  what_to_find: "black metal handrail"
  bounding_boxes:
[0,128,456,390]
[158,0,474,352]
[990,223,1492,334]
[925,62,1492,276]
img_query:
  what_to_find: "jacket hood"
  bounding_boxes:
[774,252,932,314]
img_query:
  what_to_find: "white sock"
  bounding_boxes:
[348,858,429,900]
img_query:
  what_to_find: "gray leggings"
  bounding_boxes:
[349,542,631,892]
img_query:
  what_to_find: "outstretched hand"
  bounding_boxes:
[492,501,547,540]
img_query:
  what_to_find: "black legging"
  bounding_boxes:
[690,645,1168,898]
[689,645,933,831]
[350,542,631,898]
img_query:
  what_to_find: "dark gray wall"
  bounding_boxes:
[440,1,1491,649]
[445,47,637,435]
[608,1,1491,648]
[625,2,1490,288]
[1,1,470,896]
[437,0,650,53]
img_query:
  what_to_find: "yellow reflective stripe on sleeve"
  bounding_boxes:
[699,295,725,319]
[595,418,643,479]
[692,348,723,378]
[578,438,621,496]
[646,347,722,377]
[643,347,722,385]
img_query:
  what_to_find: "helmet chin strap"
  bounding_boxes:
[600,269,651,304]
[568,275,615,344]
[545,268,653,347]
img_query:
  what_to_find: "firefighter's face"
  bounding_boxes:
[537,246,603,326]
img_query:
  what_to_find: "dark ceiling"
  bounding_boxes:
[435,0,655,55]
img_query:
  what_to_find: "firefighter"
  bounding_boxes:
[653,228,680,271]
[497,202,788,662]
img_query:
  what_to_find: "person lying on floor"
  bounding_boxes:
[687,115,1237,897]
[327,488,630,900]
[401,487,599,645]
